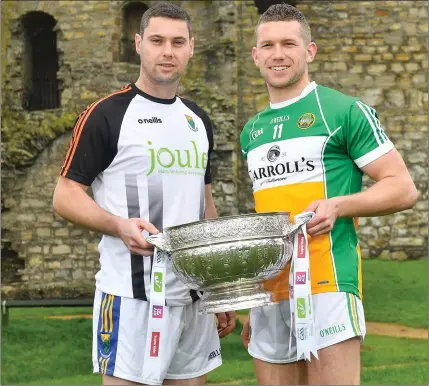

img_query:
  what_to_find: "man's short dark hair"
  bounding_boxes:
[256,3,311,44]
[140,2,192,38]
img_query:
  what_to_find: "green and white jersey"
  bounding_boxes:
[240,82,394,300]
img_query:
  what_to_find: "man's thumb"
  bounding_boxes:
[302,200,319,214]
[217,313,227,328]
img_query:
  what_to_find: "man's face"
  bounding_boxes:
[252,21,317,89]
[135,17,194,85]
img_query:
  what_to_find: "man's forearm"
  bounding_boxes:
[332,176,418,218]
[53,181,122,237]
[204,184,218,219]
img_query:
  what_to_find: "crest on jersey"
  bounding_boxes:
[267,145,281,162]
[297,113,315,129]
[185,114,198,131]
[100,333,111,356]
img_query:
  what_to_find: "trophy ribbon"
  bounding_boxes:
[142,234,168,383]
[289,212,319,362]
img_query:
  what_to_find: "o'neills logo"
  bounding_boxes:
[150,332,160,357]
[250,157,315,181]
[270,115,290,124]
[297,234,306,258]
[138,117,162,124]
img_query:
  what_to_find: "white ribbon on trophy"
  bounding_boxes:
[142,234,168,384]
[288,212,319,362]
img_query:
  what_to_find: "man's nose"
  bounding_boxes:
[163,41,173,56]
[272,44,285,60]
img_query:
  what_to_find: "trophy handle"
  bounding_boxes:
[144,233,172,253]
[288,211,315,235]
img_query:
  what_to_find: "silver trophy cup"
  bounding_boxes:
[146,212,313,314]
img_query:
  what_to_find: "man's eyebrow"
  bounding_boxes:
[259,38,298,44]
[147,34,187,40]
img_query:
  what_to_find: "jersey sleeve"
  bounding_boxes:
[240,127,249,160]
[201,112,214,184]
[60,104,115,186]
[345,100,395,168]
[240,116,258,160]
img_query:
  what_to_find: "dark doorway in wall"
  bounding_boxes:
[121,2,149,64]
[21,11,60,111]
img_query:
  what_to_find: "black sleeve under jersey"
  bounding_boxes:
[180,98,215,184]
[60,86,133,185]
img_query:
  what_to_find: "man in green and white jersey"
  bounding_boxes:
[239,4,418,385]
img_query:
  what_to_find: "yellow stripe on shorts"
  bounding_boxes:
[100,295,107,333]
[349,293,361,335]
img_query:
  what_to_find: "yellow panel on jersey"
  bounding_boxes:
[254,182,337,301]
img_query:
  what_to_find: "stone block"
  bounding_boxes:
[55,228,70,237]
[36,228,52,238]
[390,237,425,247]
[47,261,61,269]
[396,53,410,61]
[52,245,71,255]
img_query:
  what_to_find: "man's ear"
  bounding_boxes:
[252,46,259,66]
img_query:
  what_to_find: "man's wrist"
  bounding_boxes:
[330,196,347,218]
[110,215,124,237]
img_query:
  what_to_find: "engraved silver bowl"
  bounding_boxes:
[146,212,312,314]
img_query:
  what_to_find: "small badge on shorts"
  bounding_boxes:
[297,113,315,129]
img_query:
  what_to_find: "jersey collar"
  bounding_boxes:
[269,81,317,110]
[131,83,177,105]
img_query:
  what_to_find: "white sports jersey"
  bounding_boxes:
[61,84,214,305]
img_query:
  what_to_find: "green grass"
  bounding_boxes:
[237,259,429,328]
[3,319,426,385]
[362,259,428,329]
[1,259,428,384]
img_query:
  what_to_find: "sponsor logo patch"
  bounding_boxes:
[150,332,160,357]
[267,145,281,162]
[297,297,306,318]
[152,305,164,319]
[297,234,306,258]
[295,271,307,285]
[154,272,163,292]
[298,327,308,341]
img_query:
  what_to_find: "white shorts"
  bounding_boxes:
[92,289,222,384]
[248,292,366,363]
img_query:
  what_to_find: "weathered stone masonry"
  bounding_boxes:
[1,1,427,298]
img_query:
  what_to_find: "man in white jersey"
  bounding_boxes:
[239,4,417,385]
[53,3,235,385]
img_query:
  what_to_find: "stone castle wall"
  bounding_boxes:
[2,0,427,298]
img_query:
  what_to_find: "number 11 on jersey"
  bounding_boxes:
[273,124,283,139]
